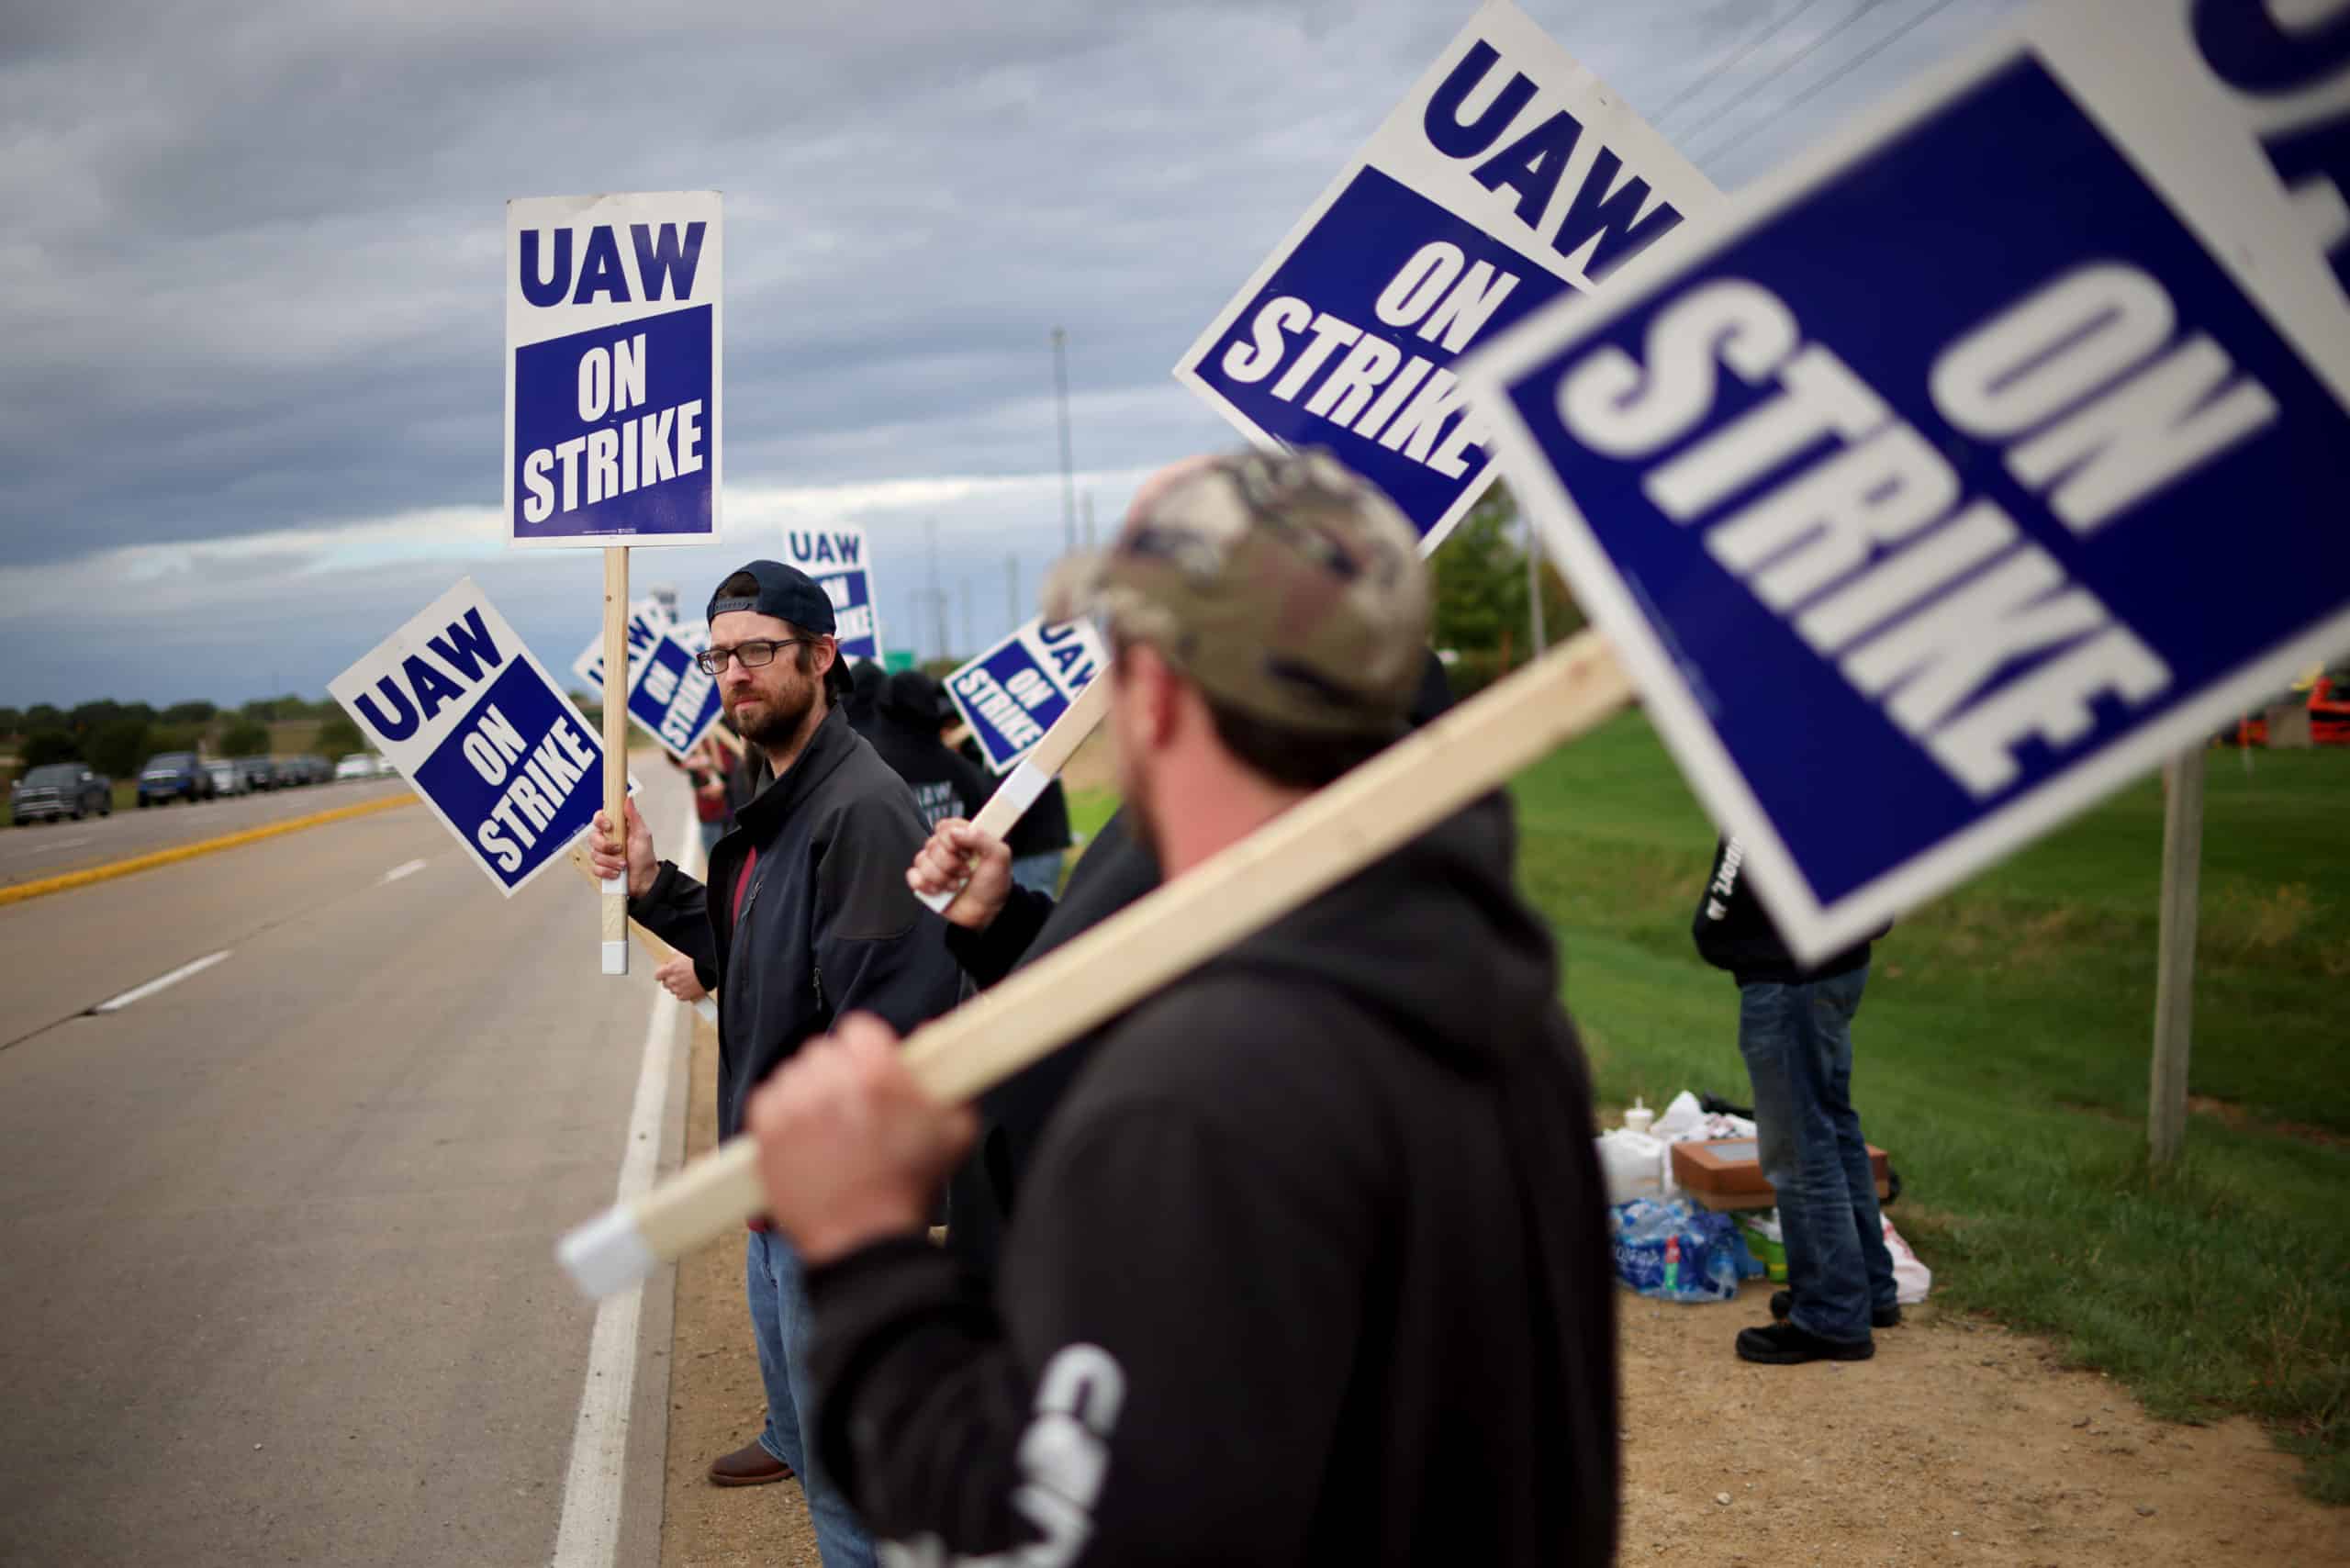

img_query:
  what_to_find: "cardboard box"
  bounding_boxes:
[1673,1138,1891,1212]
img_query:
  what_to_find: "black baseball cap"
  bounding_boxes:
[707,560,836,636]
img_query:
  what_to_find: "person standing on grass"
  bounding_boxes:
[739,449,1619,1566]
[1694,834,1899,1364]
[590,561,961,1568]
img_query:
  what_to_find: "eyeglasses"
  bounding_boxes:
[695,637,821,676]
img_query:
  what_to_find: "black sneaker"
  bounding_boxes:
[1737,1320,1874,1364]
[1771,1290,1901,1329]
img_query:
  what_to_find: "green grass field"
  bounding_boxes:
[1514,711,2348,1501]
[1074,719,2348,1498]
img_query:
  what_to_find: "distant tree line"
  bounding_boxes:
[1429,486,1583,698]
[0,694,365,779]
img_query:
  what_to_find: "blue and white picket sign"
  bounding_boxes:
[1173,0,1714,553]
[570,601,726,763]
[571,599,675,694]
[506,191,723,548]
[2176,0,2350,299]
[944,618,1108,775]
[331,578,615,897]
[1460,6,2350,963]
[782,524,883,660]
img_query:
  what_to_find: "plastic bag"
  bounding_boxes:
[1609,1198,1747,1303]
[1738,1209,1788,1282]
[1596,1129,1666,1205]
[1882,1216,1932,1305]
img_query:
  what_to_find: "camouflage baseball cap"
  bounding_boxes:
[1043,448,1429,735]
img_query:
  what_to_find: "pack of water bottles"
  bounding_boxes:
[1608,1198,1758,1304]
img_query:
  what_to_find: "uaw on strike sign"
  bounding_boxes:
[506,192,722,546]
[783,524,883,661]
[573,602,725,762]
[332,579,615,896]
[1462,0,2350,965]
[946,618,1106,775]
[1176,0,1714,552]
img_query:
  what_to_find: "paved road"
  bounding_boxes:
[0,769,693,1567]
[0,778,411,890]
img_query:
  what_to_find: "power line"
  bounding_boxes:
[1742,0,1975,130]
[1651,0,1833,131]
[1673,0,1892,147]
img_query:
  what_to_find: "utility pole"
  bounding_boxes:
[2148,748,2206,1165]
[1052,326,1077,554]
[1082,491,1096,550]
[961,579,975,657]
[1007,554,1022,633]
[1525,519,1549,656]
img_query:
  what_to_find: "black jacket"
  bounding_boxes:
[1691,834,1880,983]
[865,703,992,833]
[631,705,963,1138]
[806,797,1619,1567]
[942,807,1160,1269]
[1002,776,1072,858]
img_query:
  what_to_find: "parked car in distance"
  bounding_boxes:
[236,756,276,791]
[269,756,309,789]
[375,755,401,777]
[12,763,112,823]
[137,752,216,806]
[301,754,332,784]
[206,759,246,797]
[334,753,377,781]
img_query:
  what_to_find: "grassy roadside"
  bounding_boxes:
[1511,711,2348,1501]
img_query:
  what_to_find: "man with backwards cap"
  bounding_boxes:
[590,561,959,1568]
[740,451,1619,1566]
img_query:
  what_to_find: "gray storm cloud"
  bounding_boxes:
[0,0,2020,704]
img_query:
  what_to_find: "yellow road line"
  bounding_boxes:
[0,793,420,908]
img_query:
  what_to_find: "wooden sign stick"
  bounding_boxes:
[561,630,1634,1295]
[567,846,719,1027]
[916,675,1113,913]
[601,548,631,975]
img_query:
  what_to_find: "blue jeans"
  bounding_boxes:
[1737,967,1897,1344]
[1008,852,1063,895]
[745,1229,877,1568]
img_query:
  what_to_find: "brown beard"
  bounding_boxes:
[733,681,816,750]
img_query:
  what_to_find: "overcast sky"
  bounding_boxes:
[0,0,2028,709]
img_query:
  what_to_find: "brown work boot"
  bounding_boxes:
[708,1439,794,1487]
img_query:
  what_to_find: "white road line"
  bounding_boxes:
[91,950,233,1014]
[26,835,95,856]
[549,792,700,1568]
[379,857,428,884]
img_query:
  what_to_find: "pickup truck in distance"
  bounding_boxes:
[12,763,113,824]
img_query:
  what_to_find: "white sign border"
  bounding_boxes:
[334,576,614,902]
[1169,0,1718,560]
[503,189,726,552]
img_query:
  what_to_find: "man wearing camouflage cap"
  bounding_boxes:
[742,450,1619,1566]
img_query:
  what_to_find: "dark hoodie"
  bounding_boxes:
[804,795,1619,1567]
[865,671,992,831]
[1691,834,1882,983]
[843,659,889,738]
